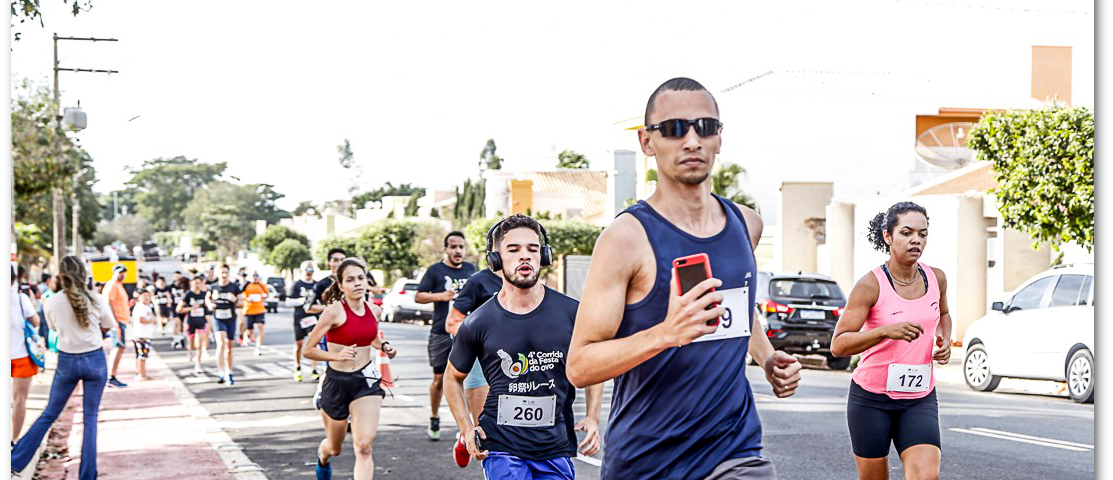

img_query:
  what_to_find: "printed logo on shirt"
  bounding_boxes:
[497,349,564,379]
[443,276,468,293]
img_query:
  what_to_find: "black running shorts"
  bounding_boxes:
[320,364,385,421]
[847,380,941,458]
[427,331,452,374]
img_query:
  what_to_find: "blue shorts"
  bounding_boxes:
[214,318,237,335]
[463,359,488,389]
[482,451,574,480]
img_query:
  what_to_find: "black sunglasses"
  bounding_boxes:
[645,118,722,138]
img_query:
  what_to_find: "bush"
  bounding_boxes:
[356,220,420,283]
[545,219,602,257]
[464,217,502,268]
[269,238,312,279]
[314,236,359,270]
[251,225,309,259]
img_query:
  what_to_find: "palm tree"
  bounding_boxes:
[711,162,759,211]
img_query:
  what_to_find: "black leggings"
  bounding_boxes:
[847,380,940,458]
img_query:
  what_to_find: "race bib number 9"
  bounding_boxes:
[692,286,751,343]
[887,363,931,393]
[497,395,556,427]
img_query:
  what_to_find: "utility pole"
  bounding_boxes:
[51,33,118,271]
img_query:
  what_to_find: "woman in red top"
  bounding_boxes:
[304,258,397,480]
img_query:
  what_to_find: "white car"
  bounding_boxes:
[962,263,1094,403]
[381,278,433,324]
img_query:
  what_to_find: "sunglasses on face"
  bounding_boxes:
[645,117,723,138]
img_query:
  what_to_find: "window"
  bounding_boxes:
[1049,275,1086,307]
[1009,276,1055,311]
[771,279,845,300]
[1079,276,1093,306]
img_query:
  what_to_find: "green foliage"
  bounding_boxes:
[124,156,227,231]
[356,220,420,283]
[99,189,136,221]
[430,207,440,218]
[556,149,590,169]
[464,216,502,267]
[544,219,602,257]
[251,225,309,259]
[967,105,1094,251]
[711,161,759,212]
[15,223,51,266]
[404,192,421,217]
[269,238,312,279]
[91,214,153,249]
[11,0,93,42]
[292,201,320,218]
[314,236,359,269]
[412,220,451,268]
[453,178,486,225]
[646,168,658,183]
[479,139,502,171]
[182,181,278,258]
[152,231,187,250]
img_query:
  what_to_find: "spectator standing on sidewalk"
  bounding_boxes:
[102,265,131,388]
[131,286,159,381]
[12,256,116,480]
[11,266,41,443]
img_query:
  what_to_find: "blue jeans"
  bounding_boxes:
[11,349,108,480]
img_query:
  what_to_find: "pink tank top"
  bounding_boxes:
[851,262,940,399]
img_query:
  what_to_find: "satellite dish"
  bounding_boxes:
[915,122,975,169]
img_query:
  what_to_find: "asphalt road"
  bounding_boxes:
[152,307,1094,479]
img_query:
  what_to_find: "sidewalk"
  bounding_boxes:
[21,340,267,479]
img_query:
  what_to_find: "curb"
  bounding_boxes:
[149,348,269,479]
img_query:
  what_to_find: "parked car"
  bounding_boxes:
[265,284,280,313]
[381,278,433,324]
[370,292,386,308]
[266,277,287,301]
[754,271,849,369]
[962,263,1094,403]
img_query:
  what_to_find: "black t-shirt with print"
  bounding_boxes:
[449,287,579,460]
[181,290,209,321]
[154,285,173,308]
[452,269,502,316]
[290,279,317,320]
[209,281,241,319]
[418,261,477,334]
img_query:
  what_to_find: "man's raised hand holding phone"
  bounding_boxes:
[650,269,725,349]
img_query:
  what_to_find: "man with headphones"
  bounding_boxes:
[442,213,603,480]
[416,230,478,441]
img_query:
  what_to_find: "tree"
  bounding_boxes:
[91,214,154,250]
[11,0,93,42]
[967,105,1094,251]
[545,219,602,257]
[404,192,421,217]
[15,223,51,267]
[124,156,227,231]
[337,138,363,195]
[556,149,590,169]
[711,161,760,211]
[99,189,137,221]
[479,139,502,171]
[464,216,502,268]
[350,182,426,214]
[269,238,312,280]
[182,181,265,258]
[453,178,485,225]
[412,220,450,268]
[292,201,320,218]
[356,220,420,283]
[314,236,359,269]
[251,225,309,260]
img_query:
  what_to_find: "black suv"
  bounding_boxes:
[266,277,287,301]
[755,272,849,369]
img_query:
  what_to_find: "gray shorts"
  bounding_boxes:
[704,456,777,480]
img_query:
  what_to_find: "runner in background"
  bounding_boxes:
[207,265,242,384]
[290,261,322,381]
[170,275,189,349]
[242,272,269,356]
[153,276,173,335]
[177,276,210,374]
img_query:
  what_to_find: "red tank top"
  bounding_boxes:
[326,300,379,347]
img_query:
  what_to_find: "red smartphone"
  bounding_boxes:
[673,253,719,326]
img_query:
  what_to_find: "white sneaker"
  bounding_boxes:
[193,364,203,374]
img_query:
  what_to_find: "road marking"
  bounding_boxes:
[236,364,265,377]
[575,454,602,466]
[392,394,415,402]
[949,428,1093,451]
[256,362,294,377]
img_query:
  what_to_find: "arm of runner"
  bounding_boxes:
[748,312,802,398]
[932,268,952,364]
[831,273,923,357]
[576,382,604,456]
[303,303,357,363]
[205,290,216,310]
[444,327,488,460]
[446,307,466,336]
[567,217,723,388]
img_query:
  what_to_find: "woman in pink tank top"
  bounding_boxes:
[831,202,953,480]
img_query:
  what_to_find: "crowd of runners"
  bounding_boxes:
[12,77,953,480]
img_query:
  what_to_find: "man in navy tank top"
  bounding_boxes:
[567,77,803,480]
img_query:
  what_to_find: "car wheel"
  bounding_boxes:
[964,344,1002,392]
[1067,349,1094,404]
[825,354,851,371]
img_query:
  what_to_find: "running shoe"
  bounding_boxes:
[295,369,303,381]
[228,373,235,385]
[453,432,470,467]
[315,459,332,480]
[108,377,128,388]
[193,364,203,374]
[428,417,441,441]
[311,369,320,381]
[254,348,262,356]
[217,376,226,384]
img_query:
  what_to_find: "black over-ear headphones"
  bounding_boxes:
[485,218,553,272]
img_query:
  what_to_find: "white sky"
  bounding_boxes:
[9,0,1094,212]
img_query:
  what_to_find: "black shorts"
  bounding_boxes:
[246,313,265,329]
[186,317,207,335]
[847,380,940,458]
[158,304,172,318]
[293,315,317,341]
[427,332,452,374]
[320,365,385,421]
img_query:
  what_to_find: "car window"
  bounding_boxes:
[404,283,420,291]
[1049,275,1087,307]
[1079,276,1093,306]
[770,279,845,300]
[1009,276,1055,311]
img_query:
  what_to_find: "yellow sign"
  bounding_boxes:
[90,257,138,285]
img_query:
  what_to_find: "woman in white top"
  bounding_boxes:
[11,256,116,480]
[10,266,41,443]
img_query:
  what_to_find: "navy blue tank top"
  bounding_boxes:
[602,194,762,480]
